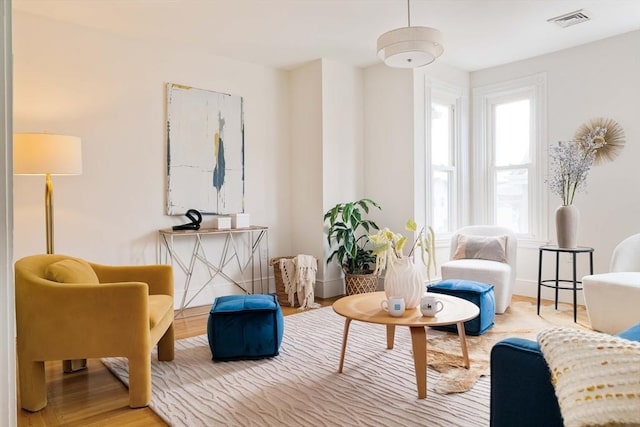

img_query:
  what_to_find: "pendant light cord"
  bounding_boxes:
[407,0,411,27]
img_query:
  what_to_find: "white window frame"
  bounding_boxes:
[1,0,17,423]
[423,78,469,244]
[472,73,547,246]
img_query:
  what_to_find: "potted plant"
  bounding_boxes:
[324,198,381,295]
[546,118,625,248]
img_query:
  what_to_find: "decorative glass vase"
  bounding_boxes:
[556,205,580,248]
[383,256,425,309]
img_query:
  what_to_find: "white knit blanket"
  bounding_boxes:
[278,255,320,310]
[538,327,640,427]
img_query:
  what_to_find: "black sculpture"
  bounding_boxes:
[173,209,202,231]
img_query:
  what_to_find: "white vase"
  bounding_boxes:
[383,257,425,309]
[556,205,580,248]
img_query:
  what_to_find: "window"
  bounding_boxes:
[494,99,531,233]
[431,101,456,234]
[425,81,468,238]
[473,74,547,243]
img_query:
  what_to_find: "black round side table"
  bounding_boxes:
[536,245,594,322]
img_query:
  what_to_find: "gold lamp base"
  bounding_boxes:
[46,175,88,373]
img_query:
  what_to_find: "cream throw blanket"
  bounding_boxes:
[538,327,640,427]
[278,255,320,310]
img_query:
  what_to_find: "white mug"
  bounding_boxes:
[380,296,405,317]
[420,295,444,317]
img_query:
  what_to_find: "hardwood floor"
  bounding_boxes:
[17,294,583,426]
[17,298,337,426]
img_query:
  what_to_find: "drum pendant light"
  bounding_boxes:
[377,0,444,68]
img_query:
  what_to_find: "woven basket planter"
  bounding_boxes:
[345,273,378,295]
[270,256,296,307]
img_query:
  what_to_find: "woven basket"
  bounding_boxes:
[270,256,296,307]
[345,273,378,295]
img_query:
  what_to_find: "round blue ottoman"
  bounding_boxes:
[207,294,284,361]
[427,279,495,336]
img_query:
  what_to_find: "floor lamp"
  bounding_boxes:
[14,133,84,372]
[13,133,82,254]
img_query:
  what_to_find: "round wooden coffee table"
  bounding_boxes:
[333,291,479,399]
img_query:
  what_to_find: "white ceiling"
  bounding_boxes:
[12,0,640,71]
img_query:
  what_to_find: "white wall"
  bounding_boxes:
[320,59,365,294]
[12,12,292,306]
[288,60,324,267]
[321,59,365,210]
[288,59,366,297]
[363,64,415,232]
[472,30,640,304]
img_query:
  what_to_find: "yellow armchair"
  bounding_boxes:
[15,254,175,412]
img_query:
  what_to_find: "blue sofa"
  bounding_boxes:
[490,322,640,427]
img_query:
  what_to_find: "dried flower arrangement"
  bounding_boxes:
[547,118,625,206]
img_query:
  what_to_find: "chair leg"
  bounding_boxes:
[157,324,175,361]
[19,359,47,412]
[62,359,87,372]
[128,356,152,408]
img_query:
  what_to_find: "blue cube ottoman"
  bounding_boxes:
[427,279,495,336]
[207,294,284,361]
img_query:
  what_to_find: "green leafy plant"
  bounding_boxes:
[324,199,381,275]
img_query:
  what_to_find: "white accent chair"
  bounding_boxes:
[440,225,517,314]
[582,233,640,334]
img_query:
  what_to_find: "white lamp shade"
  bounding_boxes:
[377,26,444,68]
[14,133,82,175]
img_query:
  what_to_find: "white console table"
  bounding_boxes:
[158,226,269,315]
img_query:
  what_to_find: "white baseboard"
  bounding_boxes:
[314,278,345,299]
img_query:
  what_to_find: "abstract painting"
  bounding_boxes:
[166,83,244,215]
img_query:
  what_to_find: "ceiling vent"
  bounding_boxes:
[547,9,591,28]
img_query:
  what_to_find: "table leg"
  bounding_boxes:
[555,251,560,310]
[337,318,352,373]
[537,249,543,315]
[386,324,396,349]
[457,321,470,368]
[409,326,428,399]
[573,252,578,323]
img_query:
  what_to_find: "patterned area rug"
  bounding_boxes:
[102,300,588,426]
[427,299,590,393]
[103,307,491,427]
